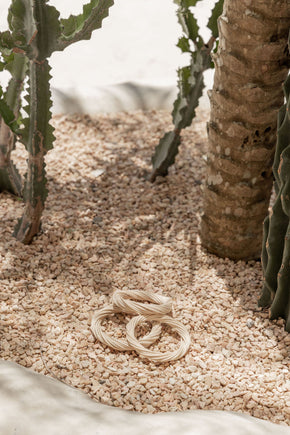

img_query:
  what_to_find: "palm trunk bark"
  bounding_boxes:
[200,0,290,261]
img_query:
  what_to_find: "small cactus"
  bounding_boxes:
[0,48,27,196]
[0,0,114,243]
[150,0,223,182]
[259,38,290,331]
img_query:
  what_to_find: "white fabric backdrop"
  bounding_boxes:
[0,0,215,112]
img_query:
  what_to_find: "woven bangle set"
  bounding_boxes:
[91,290,191,363]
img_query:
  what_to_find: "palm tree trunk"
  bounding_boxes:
[200,0,290,261]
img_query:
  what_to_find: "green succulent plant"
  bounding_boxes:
[150,0,223,182]
[259,39,290,331]
[0,0,114,243]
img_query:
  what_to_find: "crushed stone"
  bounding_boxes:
[0,109,289,425]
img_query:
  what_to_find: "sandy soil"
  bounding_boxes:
[0,109,289,425]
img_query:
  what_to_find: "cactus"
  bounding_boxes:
[150,0,223,182]
[259,48,290,331]
[0,47,27,196]
[0,0,114,243]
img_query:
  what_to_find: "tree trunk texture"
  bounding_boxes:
[200,0,290,261]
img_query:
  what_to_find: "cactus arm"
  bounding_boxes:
[7,0,114,55]
[150,48,211,182]
[56,0,114,51]
[8,0,35,54]
[1,52,27,157]
[8,0,61,60]
[4,53,27,115]
[207,0,224,39]
[150,0,223,182]
[259,69,290,331]
[150,132,181,179]
[0,30,15,53]
[0,119,22,196]
[0,26,27,194]
[0,90,18,133]
[0,50,22,133]
[31,1,61,59]
[0,66,24,194]
[9,0,55,243]
[176,0,203,48]
[13,59,54,243]
[174,48,212,130]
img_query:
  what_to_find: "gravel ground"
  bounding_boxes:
[0,109,290,425]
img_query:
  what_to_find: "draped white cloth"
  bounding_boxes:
[0,360,289,435]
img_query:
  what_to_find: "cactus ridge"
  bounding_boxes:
[259,40,290,330]
[20,61,55,153]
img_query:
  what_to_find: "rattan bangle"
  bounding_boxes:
[112,290,172,316]
[91,305,162,351]
[126,315,191,363]
[91,290,191,362]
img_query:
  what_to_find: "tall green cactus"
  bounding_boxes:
[150,0,223,182]
[259,40,290,331]
[0,0,114,243]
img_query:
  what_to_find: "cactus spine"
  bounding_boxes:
[0,0,114,243]
[259,53,290,331]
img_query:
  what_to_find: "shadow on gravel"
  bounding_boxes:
[0,111,289,422]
